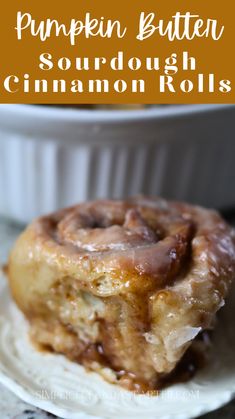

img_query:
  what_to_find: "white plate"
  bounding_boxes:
[0,274,235,419]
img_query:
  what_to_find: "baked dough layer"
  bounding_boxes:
[8,197,235,391]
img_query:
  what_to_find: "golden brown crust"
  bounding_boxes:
[8,196,235,391]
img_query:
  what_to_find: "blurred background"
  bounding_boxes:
[0,103,234,225]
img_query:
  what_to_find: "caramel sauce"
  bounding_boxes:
[158,345,206,390]
[1,264,8,276]
[33,334,207,394]
[31,340,55,354]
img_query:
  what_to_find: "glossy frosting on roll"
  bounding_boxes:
[8,197,235,391]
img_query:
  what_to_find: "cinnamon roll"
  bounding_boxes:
[8,197,235,392]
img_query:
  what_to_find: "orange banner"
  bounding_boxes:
[0,0,234,103]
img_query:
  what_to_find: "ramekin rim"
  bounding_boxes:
[0,103,233,124]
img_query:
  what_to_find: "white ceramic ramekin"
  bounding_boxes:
[0,104,234,224]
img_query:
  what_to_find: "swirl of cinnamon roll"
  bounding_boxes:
[8,197,235,391]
